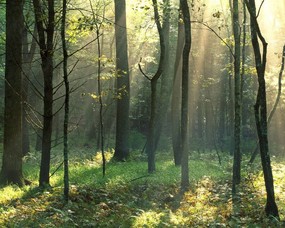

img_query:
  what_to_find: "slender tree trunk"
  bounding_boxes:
[153,0,171,152]
[0,0,24,186]
[61,0,69,202]
[171,9,184,166]
[114,0,130,161]
[249,44,285,164]
[139,0,165,173]
[89,0,106,176]
[245,0,279,219]
[33,0,55,187]
[232,0,242,194]
[146,81,158,172]
[180,0,191,190]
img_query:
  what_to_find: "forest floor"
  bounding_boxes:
[0,148,285,227]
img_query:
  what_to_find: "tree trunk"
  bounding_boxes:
[232,0,242,194]
[139,0,165,173]
[245,0,279,219]
[0,0,24,186]
[33,0,55,187]
[180,0,191,190]
[153,0,171,152]
[146,81,157,172]
[249,44,285,164]
[171,9,184,166]
[114,0,130,161]
[61,0,69,201]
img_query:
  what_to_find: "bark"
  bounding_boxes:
[171,9,184,166]
[61,0,69,202]
[33,0,55,187]
[114,0,130,161]
[245,0,279,219]
[180,0,191,190]
[232,0,242,194]
[0,0,24,186]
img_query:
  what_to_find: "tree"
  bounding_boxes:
[180,0,191,189]
[61,0,69,202]
[114,0,130,161]
[249,44,285,164]
[171,8,184,166]
[245,0,279,219]
[33,0,55,187]
[151,0,172,153]
[139,0,165,173]
[232,0,242,194]
[0,0,25,186]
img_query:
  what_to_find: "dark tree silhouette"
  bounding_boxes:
[245,0,279,219]
[180,0,191,189]
[61,0,69,202]
[139,0,165,173]
[0,0,25,186]
[33,0,55,187]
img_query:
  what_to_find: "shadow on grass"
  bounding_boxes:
[2,153,284,227]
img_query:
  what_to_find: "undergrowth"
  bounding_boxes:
[0,148,284,227]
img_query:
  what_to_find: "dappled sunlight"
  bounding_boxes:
[250,161,285,221]
[1,152,285,226]
[0,185,28,205]
[133,210,165,227]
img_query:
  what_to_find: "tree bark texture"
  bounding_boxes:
[0,0,24,186]
[171,10,184,166]
[114,0,130,161]
[232,0,242,193]
[180,0,191,189]
[33,0,55,187]
[61,0,69,202]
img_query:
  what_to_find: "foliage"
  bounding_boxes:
[1,149,285,227]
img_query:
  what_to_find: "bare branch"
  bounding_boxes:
[138,57,152,81]
[191,20,234,57]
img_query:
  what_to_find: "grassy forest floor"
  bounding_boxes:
[0,148,285,227]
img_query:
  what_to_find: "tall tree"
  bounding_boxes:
[114,0,130,161]
[139,0,165,173]
[171,7,184,166]
[0,0,25,186]
[249,44,285,164]
[245,0,279,219]
[33,0,55,187]
[153,0,172,152]
[61,0,69,202]
[180,0,191,189]
[232,0,242,194]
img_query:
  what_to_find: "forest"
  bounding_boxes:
[0,0,285,227]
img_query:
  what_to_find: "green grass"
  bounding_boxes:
[0,148,284,227]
